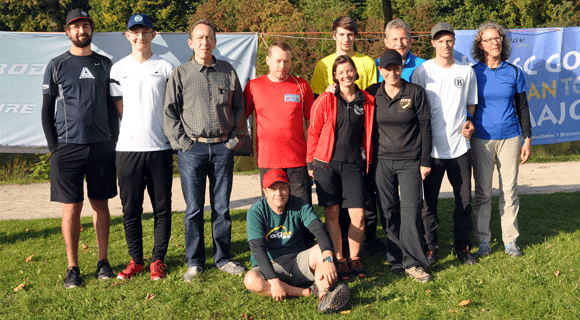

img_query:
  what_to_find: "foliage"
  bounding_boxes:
[1,193,580,318]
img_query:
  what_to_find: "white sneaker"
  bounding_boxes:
[217,261,245,275]
[183,266,203,282]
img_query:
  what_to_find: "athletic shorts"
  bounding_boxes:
[252,248,314,287]
[314,160,365,208]
[50,141,117,203]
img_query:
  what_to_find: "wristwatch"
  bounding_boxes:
[323,256,334,263]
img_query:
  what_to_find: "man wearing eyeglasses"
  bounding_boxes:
[412,22,479,266]
[110,13,175,281]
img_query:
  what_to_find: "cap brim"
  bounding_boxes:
[67,17,92,25]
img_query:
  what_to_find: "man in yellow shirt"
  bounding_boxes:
[310,16,377,96]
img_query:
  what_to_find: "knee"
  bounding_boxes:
[349,209,365,225]
[325,206,340,221]
[244,271,265,293]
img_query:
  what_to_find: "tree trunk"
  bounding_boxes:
[382,0,393,28]
[45,0,62,32]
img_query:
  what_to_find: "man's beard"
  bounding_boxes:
[71,34,92,48]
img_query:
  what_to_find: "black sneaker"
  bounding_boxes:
[425,250,438,266]
[64,266,81,289]
[317,283,350,313]
[390,263,404,274]
[363,237,388,257]
[96,259,115,280]
[456,248,477,265]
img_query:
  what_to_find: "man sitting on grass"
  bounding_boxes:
[244,169,350,313]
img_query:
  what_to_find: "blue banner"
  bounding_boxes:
[453,27,580,145]
[0,32,258,152]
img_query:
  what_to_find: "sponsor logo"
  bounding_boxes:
[42,84,49,90]
[79,67,95,79]
[95,62,101,66]
[0,63,46,76]
[134,15,143,22]
[266,226,292,241]
[400,98,411,110]
[284,94,300,102]
[0,103,35,114]
[81,10,88,17]
[352,103,364,116]
[454,77,465,88]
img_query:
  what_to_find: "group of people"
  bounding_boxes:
[41,8,532,313]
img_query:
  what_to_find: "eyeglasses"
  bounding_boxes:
[481,36,503,44]
[127,31,153,37]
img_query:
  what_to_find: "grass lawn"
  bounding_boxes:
[1,192,580,319]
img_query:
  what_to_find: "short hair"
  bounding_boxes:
[471,22,511,62]
[332,55,359,84]
[332,16,358,36]
[267,41,291,57]
[189,19,216,40]
[384,19,411,40]
[64,19,94,32]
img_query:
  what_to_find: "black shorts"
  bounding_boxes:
[314,160,364,208]
[50,141,117,203]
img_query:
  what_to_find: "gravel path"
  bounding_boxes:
[1,161,579,220]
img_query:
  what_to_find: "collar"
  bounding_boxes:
[377,79,410,101]
[191,55,217,71]
[334,84,365,104]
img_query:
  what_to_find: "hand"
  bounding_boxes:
[325,83,337,93]
[461,120,475,140]
[319,258,337,286]
[420,166,431,180]
[520,138,532,164]
[268,278,287,301]
[308,170,314,178]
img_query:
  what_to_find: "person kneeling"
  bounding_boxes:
[244,169,350,313]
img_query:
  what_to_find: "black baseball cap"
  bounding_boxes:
[66,8,91,26]
[127,13,153,29]
[431,22,454,39]
[379,49,403,68]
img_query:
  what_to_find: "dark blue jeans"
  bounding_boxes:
[178,142,234,268]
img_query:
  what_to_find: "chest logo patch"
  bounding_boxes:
[284,94,300,102]
[79,67,95,80]
[266,226,292,241]
[454,77,465,88]
[400,99,411,110]
[353,103,365,116]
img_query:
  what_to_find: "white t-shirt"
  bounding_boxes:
[412,59,477,159]
[110,54,174,151]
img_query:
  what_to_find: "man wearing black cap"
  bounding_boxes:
[110,13,175,281]
[41,8,119,288]
[244,169,350,313]
[366,49,433,282]
[412,22,478,266]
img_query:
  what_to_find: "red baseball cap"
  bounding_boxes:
[263,169,289,188]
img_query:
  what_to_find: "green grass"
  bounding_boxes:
[1,192,580,319]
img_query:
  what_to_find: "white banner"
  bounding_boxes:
[0,32,258,152]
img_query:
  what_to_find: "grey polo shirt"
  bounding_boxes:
[163,56,247,151]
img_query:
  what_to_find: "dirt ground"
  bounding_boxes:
[1,161,579,221]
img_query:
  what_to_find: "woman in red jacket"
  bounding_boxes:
[307,55,374,281]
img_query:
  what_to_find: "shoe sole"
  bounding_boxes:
[319,284,350,313]
[64,284,79,289]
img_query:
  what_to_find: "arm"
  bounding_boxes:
[107,95,120,142]
[306,95,327,172]
[515,92,532,164]
[225,70,248,151]
[114,100,123,119]
[163,70,193,151]
[417,88,433,179]
[461,105,477,140]
[41,95,58,153]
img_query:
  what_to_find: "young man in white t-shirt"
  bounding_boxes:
[412,22,478,266]
[110,13,175,281]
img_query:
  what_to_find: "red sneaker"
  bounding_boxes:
[150,260,167,280]
[116,260,144,280]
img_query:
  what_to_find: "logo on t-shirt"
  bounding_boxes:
[266,226,292,241]
[400,98,411,110]
[454,77,465,88]
[79,67,95,80]
[284,94,300,103]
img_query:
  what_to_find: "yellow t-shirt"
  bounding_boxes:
[310,52,378,94]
